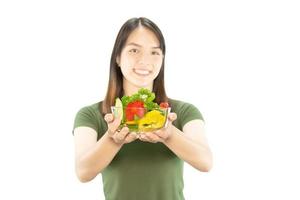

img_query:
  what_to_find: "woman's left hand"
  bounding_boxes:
[138,112,177,143]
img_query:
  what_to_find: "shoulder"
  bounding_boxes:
[168,98,205,130]
[73,101,105,138]
[168,98,200,113]
[75,101,104,121]
[77,101,101,114]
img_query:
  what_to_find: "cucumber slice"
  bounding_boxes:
[114,98,123,120]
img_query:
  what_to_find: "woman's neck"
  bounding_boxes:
[123,79,153,96]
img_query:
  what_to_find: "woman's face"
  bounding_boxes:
[117,27,164,88]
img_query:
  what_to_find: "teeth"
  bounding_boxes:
[134,69,150,75]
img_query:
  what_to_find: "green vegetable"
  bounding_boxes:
[120,88,159,111]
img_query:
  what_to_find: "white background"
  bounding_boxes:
[0,0,299,199]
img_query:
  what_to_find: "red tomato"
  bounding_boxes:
[159,102,169,108]
[125,101,145,121]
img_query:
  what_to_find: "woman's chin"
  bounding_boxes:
[132,80,153,88]
[123,75,155,89]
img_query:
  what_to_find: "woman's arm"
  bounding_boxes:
[73,114,138,182]
[163,119,213,172]
[73,127,123,182]
[140,116,213,172]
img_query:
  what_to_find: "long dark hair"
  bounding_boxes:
[102,17,168,115]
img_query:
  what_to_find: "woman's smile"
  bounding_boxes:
[133,68,152,76]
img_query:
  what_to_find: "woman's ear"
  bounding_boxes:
[116,56,120,67]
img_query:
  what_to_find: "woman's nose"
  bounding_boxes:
[138,52,151,65]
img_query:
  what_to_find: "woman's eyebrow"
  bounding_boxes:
[126,42,160,49]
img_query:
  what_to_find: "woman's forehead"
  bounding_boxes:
[125,27,160,48]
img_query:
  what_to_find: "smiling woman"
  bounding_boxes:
[72,17,213,200]
[116,27,164,94]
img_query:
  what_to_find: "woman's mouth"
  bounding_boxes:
[133,68,151,76]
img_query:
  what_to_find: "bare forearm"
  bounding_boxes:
[163,125,213,172]
[76,132,123,182]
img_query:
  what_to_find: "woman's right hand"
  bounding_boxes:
[104,113,138,144]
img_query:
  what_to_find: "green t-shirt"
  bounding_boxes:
[72,98,204,200]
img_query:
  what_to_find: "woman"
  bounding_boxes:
[73,17,213,200]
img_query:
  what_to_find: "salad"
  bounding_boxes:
[111,88,170,132]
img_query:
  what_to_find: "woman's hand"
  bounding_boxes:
[104,114,138,144]
[139,113,177,143]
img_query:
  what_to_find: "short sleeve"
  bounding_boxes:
[72,106,98,135]
[179,103,205,128]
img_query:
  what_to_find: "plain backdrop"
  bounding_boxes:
[0,0,299,199]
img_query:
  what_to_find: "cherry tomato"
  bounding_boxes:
[159,102,169,108]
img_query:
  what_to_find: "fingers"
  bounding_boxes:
[104,113,114,123]
[104,113,121,136]
[105,112,177,144]
[105,113,139,144]
[139,133,148,142]
[112,127,130,143]
[168,112,177,122]
[124,132,138,144]
[104,113,121,125]
[153,129,167,140]
[139,132,163,143]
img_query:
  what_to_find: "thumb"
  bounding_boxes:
[168,112,177,122]
[104,113,114,123]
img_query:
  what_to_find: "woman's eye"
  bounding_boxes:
[152,51,160,55]
[129,49,139,53]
